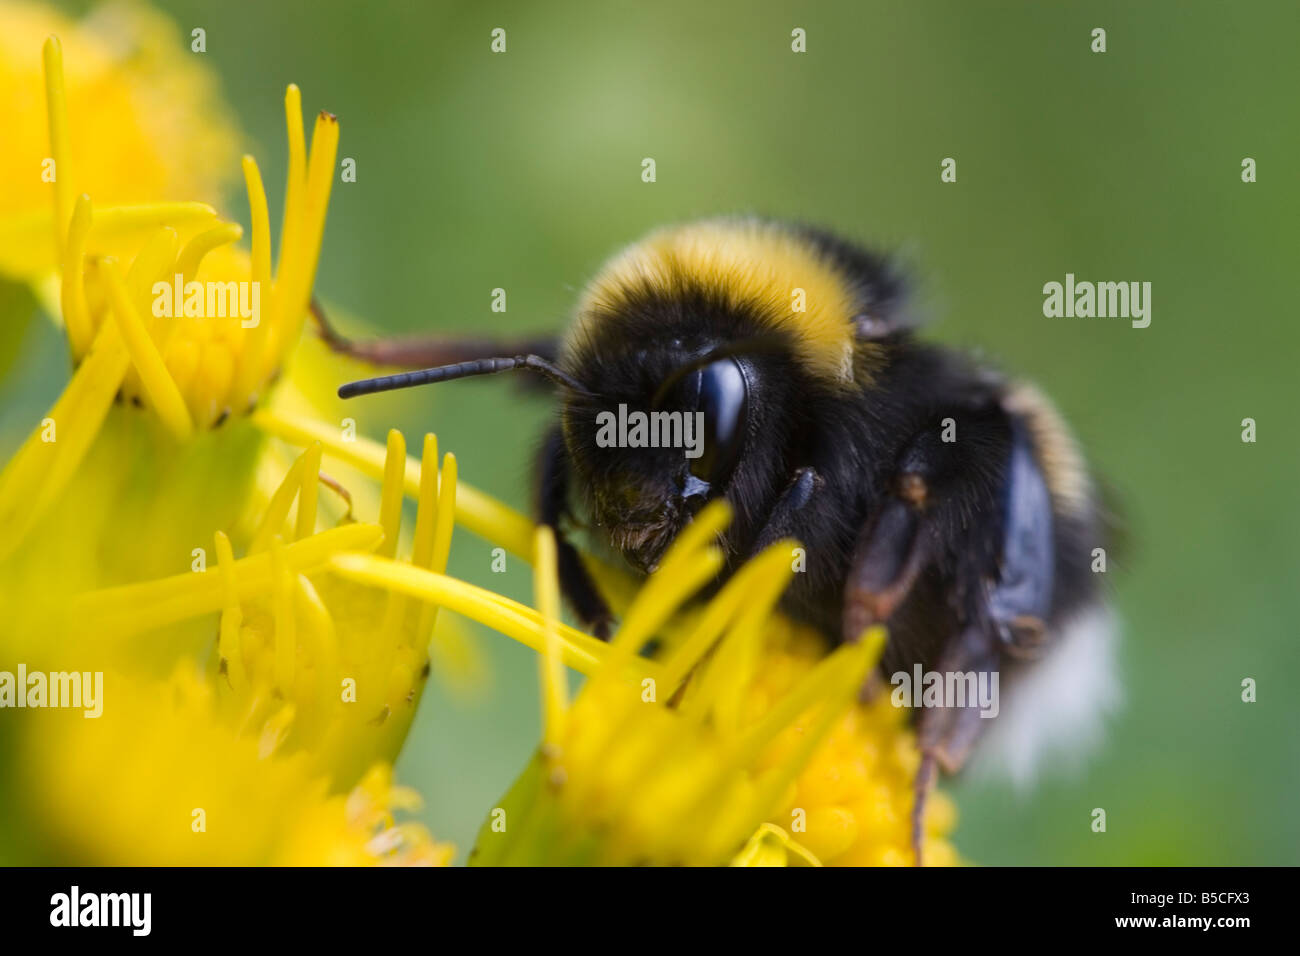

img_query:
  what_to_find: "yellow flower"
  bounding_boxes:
[0,35,340,655]
[32,34,334,430]
[9,421,545,864]
[0,33,530,660]
[464,506,882,866]
[0,22,462,866]
[70,431,473,788]
[18,664,451,866]
[324,498,961,866]
[0,0,239,278]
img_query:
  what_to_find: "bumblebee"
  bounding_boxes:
[332,218,1119,861]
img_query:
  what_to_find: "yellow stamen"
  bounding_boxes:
[270,536,296,695]
[534,526,569,749]
[429,453,457,576]
[597,500,731,682]
[408,439,443,647]
[0,203,218,275]
[294,574,339,713]
[417,451,478,682]
[558,525,744,820]
[60,195,94,356]
[214,531,247,691]
[128,225,179,295]
[229,157,274,408]
[328,554,611,677]
[89,202,219,238]
[73,523,384,636]
[252,408,535,558]
[682,551,793,734]
[409,435,440,569]
[374,430,409,652]
[659,498,731,570]
[295,442,323,540]
[617,547,724,659]
[0,317,129,561]
[232,155,275,408]
[660,542,794,692]
[377,430,406,559]
[101,257,193,440]
[249,451,309,553]
[295,112,338,287]
[124,227,179,350]
[174,222,244,281]
[242,156,273,297]
[731,823,823,867]
[41,36,73,259]
[265,110,337,377]
[259,703,296,759]
[278,85,306,276]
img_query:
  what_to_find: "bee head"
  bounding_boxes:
[562,334,796,574]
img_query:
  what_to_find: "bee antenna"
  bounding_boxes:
[338,355,591,399]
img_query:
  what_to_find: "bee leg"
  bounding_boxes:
[842,492,929,707]
[842,397,1018,643]
[909,622,1002,863]
[309,297,558,372]
[841,492,930,644]
[751,466,822,552]
[912,750,937,866]
[538,425,614,639]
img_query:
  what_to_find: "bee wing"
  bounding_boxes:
[986,418,1056,656]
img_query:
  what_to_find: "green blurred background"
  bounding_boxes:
[9,0,1298,864]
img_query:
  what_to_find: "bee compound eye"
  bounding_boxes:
[688,358,748,486]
